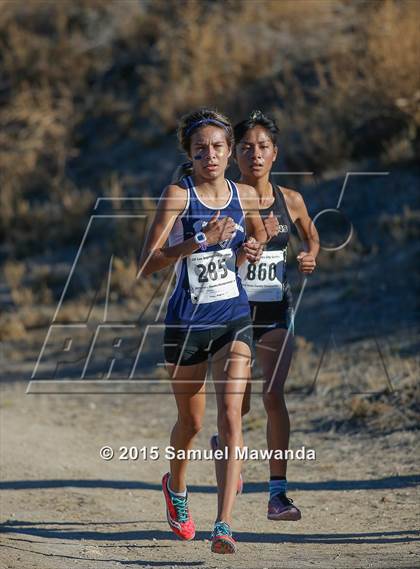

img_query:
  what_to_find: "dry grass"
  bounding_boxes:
[0,0,418,349]
[241,325,419,435]
[0,313,27,341]
[4,261,25,288]
[0,0,418,260]
[379,207,420,243]
[136,0,338,126]
[272,0,420,169]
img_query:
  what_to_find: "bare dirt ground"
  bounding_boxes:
[1,364,419,569]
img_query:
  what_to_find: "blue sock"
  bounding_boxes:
[269,477,287,499]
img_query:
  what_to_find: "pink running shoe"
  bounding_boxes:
[267,493,302,521]
[162,472,195,540]
[210,433,243,495]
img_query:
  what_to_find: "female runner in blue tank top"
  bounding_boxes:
[211,111,319,522]
[139,109,272,554]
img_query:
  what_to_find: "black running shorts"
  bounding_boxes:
[164,316,253,366]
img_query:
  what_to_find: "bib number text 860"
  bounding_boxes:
[246,262,277,281]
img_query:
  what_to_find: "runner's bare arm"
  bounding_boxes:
[284,188,319,273]
[139,185,197,276]
[236,184,267,266]
[237,183,267,244]
[289,191,319,258]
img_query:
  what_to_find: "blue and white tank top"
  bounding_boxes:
[165,176,250,330]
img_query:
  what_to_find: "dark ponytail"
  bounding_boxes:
[171,161,193,183]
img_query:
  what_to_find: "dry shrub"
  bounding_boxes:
[349,396,371,419]
[109,255,170,309]
[6,182,95,258]
[4,261,25,288]
[1,6,83,230]
[100,174,154,259]
[368,0,420,129]
[287,335,319,391]
[3,260,58,307]
[19,306,52,330]
[0,0,123,253]
[111,257,141,299]
[137,0,337,127]
[379,207,420,243]
[133,0,419,172]
[348,371,419,432]
[4,260,33,306]
[51,302,93,324]
[0,313,27,340]
[349,397,394,420]
[0,0,418,261]
[10,286,34,307]
[272,0,420,169]
[138,0,419,168]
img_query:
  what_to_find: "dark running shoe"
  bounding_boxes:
[267,493,301,521]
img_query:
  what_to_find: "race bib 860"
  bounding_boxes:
[239,250,285,302]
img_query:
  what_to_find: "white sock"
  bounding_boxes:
[167,475,187,498]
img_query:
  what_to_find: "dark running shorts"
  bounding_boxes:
[164,316,253,366]
[251,302,295,343]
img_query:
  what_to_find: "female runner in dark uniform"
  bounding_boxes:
[211,110,319,520]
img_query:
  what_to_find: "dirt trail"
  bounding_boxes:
[1,379,419,569]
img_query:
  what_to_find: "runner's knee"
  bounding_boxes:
[217,406,242,437]
[263,390,285,413]
[177,413,203,436]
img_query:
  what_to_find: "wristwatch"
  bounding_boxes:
[194,231,208,251]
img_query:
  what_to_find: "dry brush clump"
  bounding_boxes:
[1,1,418,252]
[379,207,420,243]
[134,0,419,169]
[347,372,419,433]
[0,0,418,287]
[307,328,420,433]
[135,0,340,127]
[0,0,132,255]
[271,0,420,170]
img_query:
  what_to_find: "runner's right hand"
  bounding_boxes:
[203,210,237,245]
[242,237,263,263]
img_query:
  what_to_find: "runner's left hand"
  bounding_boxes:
[297,252,316,274]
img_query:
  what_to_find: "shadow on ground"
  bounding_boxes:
[1,475,419,493]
